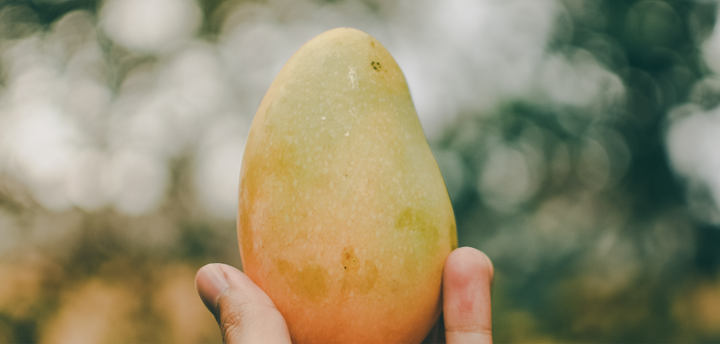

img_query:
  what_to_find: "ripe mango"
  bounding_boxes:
[238,28,457,343]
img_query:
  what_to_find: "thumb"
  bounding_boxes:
[195,263,291,344]
[443,247,494,344]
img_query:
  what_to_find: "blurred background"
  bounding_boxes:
[0,0,719,342]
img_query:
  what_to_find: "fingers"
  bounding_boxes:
[195,264,291,344]
[443,247,494,344]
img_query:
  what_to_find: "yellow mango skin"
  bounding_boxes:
[238,28,457,344]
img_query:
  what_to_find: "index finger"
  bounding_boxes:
[443,247,494,344]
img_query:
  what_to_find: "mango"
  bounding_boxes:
[238,28,457,344]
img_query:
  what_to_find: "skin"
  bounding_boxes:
[238,28,457,343]
[195,247,493,344]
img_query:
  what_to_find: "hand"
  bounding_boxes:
[195,247,493,344]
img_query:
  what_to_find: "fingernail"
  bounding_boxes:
[196,264,230,317]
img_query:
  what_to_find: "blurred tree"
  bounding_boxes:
[434,0,720,342]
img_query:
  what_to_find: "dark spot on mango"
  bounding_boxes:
[395,207,439,241]
[278,259,329,303]
[395,207,441,275]
[341,246,360,271]
[355,260,378,294]
[371,61,381,71]
[395,207,415,229]
[340,247,378,295]
[371,41,375,48]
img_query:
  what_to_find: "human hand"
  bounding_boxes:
[195,247,493,344]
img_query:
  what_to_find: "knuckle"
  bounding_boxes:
[220,308,247,344]
[216,294,281,344]
[217,294,253,344]
[446,324,493,337]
